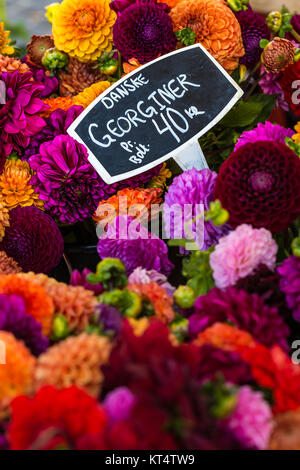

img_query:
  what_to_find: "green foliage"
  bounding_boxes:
[99,289,142,318]
[87,258,128,290]
[182,248,215,297]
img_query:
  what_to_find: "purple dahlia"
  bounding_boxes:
[0,293,49,356]
[22,60,59,98]
[97,304,124,337]
[278,256,300,322]
[103,387,136,425]
[23,105,83,160]
[98,215,174,276]
[30,134,161,224]
[111,0,176,64]
[0,206,64,274]
[235,7,270,68]
[163,168,230,251]
[189,286,290,351]
[0,71,47,158]
[70,268,103,295]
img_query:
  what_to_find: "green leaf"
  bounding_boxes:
[220,94,277,128]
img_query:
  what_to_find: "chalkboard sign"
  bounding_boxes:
[68,44,243,184]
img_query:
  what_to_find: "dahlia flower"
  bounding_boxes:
[210,225,277,289]
[222,386,273,450]
[194,323,256,352]
[0,274,54,336]
[29,135,107,224]
[128,267,175,297]
[52,0,116,62]
[0,159,43,210]
[73,81,111,109]
[9,386,107,450]
[0,251,21,274]
[234,122,294,151]
[148,162,172,189]
[70,268,103,295]
[278,256,300,322]
[103,387,136,425]
[269,410,300,450]
[97,304,124,336]
[23,105,83,160]
[259,67,289,111]
[214,141,300,232]
[18,272,98,333]
[0,331,36,419]
[41,96,73,118]
[0,294,49,356]
[24,61,59,98]
[280,60,300,116]
[26,35,55,66]
[111,0,176,64]
[34,333,112,397]
[235,265,291,320]
[94,187,162,226]
[189,286,289,350]
[0,71,47,158]
[98,215,174,276]
[127,282,174,323]
[0,22,14,56]
[235,7,270,68]
[0,206,64,274]
[164,168,230,252]
[170,0,244,72]
[0,195,9,241]
[262,37,295,74]
[0,54,29,74]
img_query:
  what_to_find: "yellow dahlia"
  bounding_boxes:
[0,159,43,211]
[0,22,14,56]
[34,333,112,397]
[170,0,244,73]
[0,195,9,241]
[148,163,172,189]
[293,122,300,144]
[73,80,111,108]
[0,331,36,419]
[52,0,117,62]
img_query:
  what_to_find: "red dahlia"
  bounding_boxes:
[214,141,300,232]
[280,60,300,116]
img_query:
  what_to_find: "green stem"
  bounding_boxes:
[0,0,7,22]
[291,28,300,44]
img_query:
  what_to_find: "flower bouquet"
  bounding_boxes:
[1,0,300,451]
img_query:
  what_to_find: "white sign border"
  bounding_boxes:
[68,43,243,184]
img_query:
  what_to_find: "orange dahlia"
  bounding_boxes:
[73,80,111,108]
[0,159,43,211]
[158,0,181,7]
[0,251,22,274]
[127,282,174,324]
[0,22,14,56]
[128,317,151,336]
[0,275,54,336]
[122,58,142,75]
[52,0,117,62]
[93,187,163,226]
[0,54,30,74]
[170,0,244,72]
[194,322,256,352]
[41,96,73,118]
[0,331,36,419]
[18,273,98,333]
[0,195,9,241]
[34,333,112,397]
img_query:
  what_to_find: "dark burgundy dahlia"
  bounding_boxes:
[189,287,290,351]
[214,141,300,232]
[111,0,177,64]
[0,206,64,273]
[235,8,270,68]
[280,60,300,117]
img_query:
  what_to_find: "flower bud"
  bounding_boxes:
[292,237,300,257]
[42,48,69,71]
[266,11,282,33]
[174,285,195,308]
[262,37,295,73]
[51,315,69,341]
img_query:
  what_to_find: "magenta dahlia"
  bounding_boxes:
[0,206,64,273]
[214,141,300,232]
[222,386,273,450]
[278,256,300,322]
[98,215,174,276]
[111,0,176,64]
[189,286,290,350]
[0,71,47,158]
[235,122,294,151]
[235,7,270,68]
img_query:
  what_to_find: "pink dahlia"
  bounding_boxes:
[189,286,290,350]
[259,67,289,111]
[235,122,294,151]
[0,71,47,158]
[210,224,278,289]
[278,256,300,322]
[222,386,273,450]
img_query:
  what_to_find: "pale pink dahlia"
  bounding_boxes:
[210,224,278,289]
[223,386,273,450]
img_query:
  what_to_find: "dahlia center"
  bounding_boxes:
[75,9,96,31]
[141,23,161,42]
[249,171,274,192]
